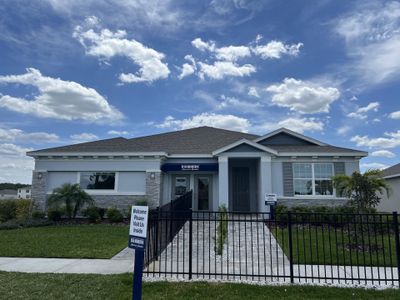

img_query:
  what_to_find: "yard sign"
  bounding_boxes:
[128,206,149,300]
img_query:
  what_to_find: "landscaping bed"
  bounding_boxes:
[271,225,397,267]
[0,272,399,299]
[0,224,129,259]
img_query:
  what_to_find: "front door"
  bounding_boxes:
[232,167,250,211]
[195,175,212,210]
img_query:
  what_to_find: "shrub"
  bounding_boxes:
[83,206,104,223]
[215,205,228,255]
[135,199,148,206]
[0,200,17,223]
[32,211,46,219]
[47,183,93,219]
[48,209,63,222]
[106,207,123,223]
[15,199,32,222]
[0,218,51,230]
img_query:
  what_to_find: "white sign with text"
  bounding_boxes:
[129,206,149,239]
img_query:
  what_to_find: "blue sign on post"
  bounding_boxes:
[128,206,149,300]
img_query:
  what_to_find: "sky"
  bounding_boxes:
[0,0,399,183]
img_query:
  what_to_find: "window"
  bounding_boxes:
[80,172,116,190]
[293,163,334,196]
[174,177,188,196]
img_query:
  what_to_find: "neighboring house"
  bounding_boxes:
[27,127,367,212]
[18,186,31,199]
[377,163,400,212]
[0,189,18,200]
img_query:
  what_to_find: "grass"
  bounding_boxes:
[0,272,399,300]
[0,224,129,258]
[272,225,397,266]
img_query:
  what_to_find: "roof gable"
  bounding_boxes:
[213,139,278,155]
[254,128,326,146]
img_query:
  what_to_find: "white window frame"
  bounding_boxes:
[293,163,335,197]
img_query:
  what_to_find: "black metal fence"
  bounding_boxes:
[145,191,192,265]
[144,210,400,286]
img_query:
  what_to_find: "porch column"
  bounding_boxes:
[259,156,272,213]
[218,156,229,209]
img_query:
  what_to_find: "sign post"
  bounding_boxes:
[265,193,277,220]
[128,206,149,300]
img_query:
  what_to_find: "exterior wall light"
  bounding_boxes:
[150,172,155,180]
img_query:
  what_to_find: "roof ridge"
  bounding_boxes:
[129,126,259,141]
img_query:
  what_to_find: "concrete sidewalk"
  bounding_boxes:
[0,248,135,274]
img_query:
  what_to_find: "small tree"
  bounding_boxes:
[333,169,390,213]
[47,183,94,219]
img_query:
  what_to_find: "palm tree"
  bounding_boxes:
[47,183,94,219]
[333,169,390,213]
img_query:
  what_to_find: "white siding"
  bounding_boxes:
[118,172,146,193]
[377,177,400,212]
[47,172,78,192]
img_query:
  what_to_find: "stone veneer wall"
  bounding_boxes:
[278,198,349,207]
[145,171,162,208]
[31,171,48,211]
[31,170,162,212]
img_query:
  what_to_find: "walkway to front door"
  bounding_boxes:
[145,214,289,280]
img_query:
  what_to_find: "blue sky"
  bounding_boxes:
[0,0,400,183]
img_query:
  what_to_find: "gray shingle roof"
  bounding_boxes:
[383,163,400,178]
[267,145,366,154]
[27,126,365,156]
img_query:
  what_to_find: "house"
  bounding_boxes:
[377,163,400,212]
[27,127,367,212]
[18,186,32,199]
[0,189,18,200]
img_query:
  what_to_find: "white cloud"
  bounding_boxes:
[361,162,389,170]
[252,40,303,59]
[217,95,263,113]
[337,125,351,136]
[371,150,396,158]
[191,38,216,52]
[254,117,324,134]
[248,87,260,98]
[0,68,123,123]
[351,130,400,149]
[0,155,34,184]
[186,37,302,80]
[277,118,324,133]
[70,133,99,143]
[198,61,256,80]
[45,1,183,33]
[0,128,59,143]
[156,113,250,132]
[107,130,129,136]
[266,78,340,114]
[178,55,197,80]
[347,102,380,119]
[0,143,32,156]
[389,111,400,119]
[73,21,170,83]
[335,1,400,85]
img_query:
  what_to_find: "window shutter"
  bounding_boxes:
[282,162,294,197]
[334,162,345,175]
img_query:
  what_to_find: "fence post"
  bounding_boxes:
[287,211,294,283]
[154,207,159,258]
[189,208,193,280]
[393,211,400,287]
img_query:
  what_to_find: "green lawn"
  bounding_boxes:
[272,225,397,266]
[0,224,129,258]
[0,272,399,300]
